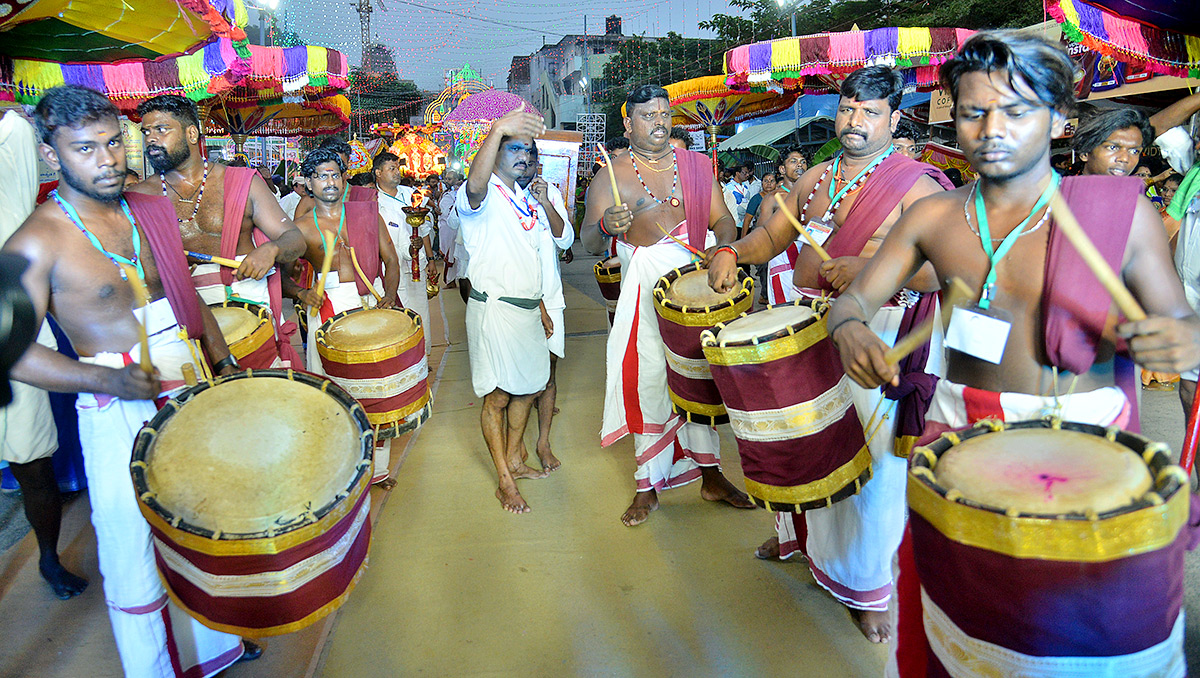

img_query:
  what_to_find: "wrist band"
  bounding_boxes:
[213,355,240,372]
[828,316,867,339]
[714,245,738,262]
[598,217,613,238]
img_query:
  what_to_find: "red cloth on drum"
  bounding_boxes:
[675,147,713,250]
[124,192,205,340]
[348,185,378,203]
[345,201,382,296]
[1046,175,1143,431]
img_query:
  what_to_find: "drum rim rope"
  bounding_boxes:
[315,307,424,364]
[652,262,755,326]
[909,418,1189,562]
[131,369,374,555]
[211,300,274,357]
[594,258,621,284]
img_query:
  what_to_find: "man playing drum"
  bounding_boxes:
[708,66,953,643]
[581,85,754,527]
[822,32,1200,675]
[5,85,260,676]
[456,105,555,514]
[288,147,402,486]
[129,95,307,368]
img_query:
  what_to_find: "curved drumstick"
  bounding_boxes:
[596,143,624,208]
[883,277,974,365]
[118,264,153,376]
[774,193,831,262]
[187,251,240,269]
[312,229,335,311]
[349,246,385,303]
[1047,190,1146,322]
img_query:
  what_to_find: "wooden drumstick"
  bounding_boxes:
[884,277,974,365]
[774,193,831,262]
[312,229,335,311]
[187,251,240,269]
[1047,190,1146,322]
[349,246,385,303]
[119,264,153,376]
[596,143,624,207]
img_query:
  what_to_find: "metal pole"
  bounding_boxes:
[791,11,796,37]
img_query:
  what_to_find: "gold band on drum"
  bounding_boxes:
[908,418,1190,562]
[652,263,754,327]
[213,300,274,360]
[594,260,621,284]
[743,445,873,511]
[315,307,425,365]
[702,313,829,366]
[368,390,432,439]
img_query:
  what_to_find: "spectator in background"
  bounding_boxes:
[123,168,141,188]
[278,175,307,217]
[722,163,753,226]
[669,126,692,150]
[892,118,924,160]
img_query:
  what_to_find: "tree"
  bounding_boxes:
[347,43,426,133]
[596,32,725,133]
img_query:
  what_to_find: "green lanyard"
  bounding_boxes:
[974,172,1060,309]
[51,190,145,281]
[827,146,893,207]
[314,205,347,252]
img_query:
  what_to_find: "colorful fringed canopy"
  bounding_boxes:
[1047,0,1200,78]
[664,75,798,130]
[723,27,976,94]
[205,94,350,138]
[442,90,540,123]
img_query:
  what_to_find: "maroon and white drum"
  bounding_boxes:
[702,300,871,511]
[908,419,1191,676]
[594,257,621,327]
[653,262,753,425]
[131,369,374,636]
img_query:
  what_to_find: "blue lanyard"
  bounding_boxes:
[827,146,893,207]
[974,172,1060,309]
[52,190,145,281]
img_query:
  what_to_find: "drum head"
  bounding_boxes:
[665,268,735,308]
[211,306,259,343]
[144,377,363,534]
[325,308,416,351]
[935,429,1152,515]
[718,305,816,344]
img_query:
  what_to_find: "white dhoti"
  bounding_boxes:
[1,324,58,464]
[546,307,565,359]
[439,223,460,283]
[76,299,242,677]
[396,253,432,355]
[190,260,271,308]
[601,222,721,491]
[465,291,549,398]
[777,302,944,611]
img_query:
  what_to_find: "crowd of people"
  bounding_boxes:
[2,26,1200,678]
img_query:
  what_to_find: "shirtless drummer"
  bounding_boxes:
[5,84,260,677]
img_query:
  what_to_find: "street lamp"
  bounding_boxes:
[777,0,797,37]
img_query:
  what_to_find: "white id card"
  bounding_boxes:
[803,219,834,246]
[944,306,1011,364]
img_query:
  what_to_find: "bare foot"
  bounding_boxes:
[620,491,658,526]
[849,607,892,643]
[699,471,756,509]
[754,536,782,561]
[40,557,88,600]
[536,444,561,473]
[372,477,397,490]
[495,483,531,514]
[552,407,560,415]
[509,463,549,480]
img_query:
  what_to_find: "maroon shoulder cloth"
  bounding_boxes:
[813,153,952,455]
[124,192,204,339]
[1044,174,1143,430]
[674,148,714,250]
[218,166,257,287]
[348,185,378,203]
[344,201,381,295]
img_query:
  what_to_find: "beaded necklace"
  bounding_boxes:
[160,159,209,225]
[495,181,538,231]
[630,152,680,207]
[799,150,889,222]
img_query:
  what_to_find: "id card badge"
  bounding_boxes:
[944,305,1011,364]
[803,219,834,246]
